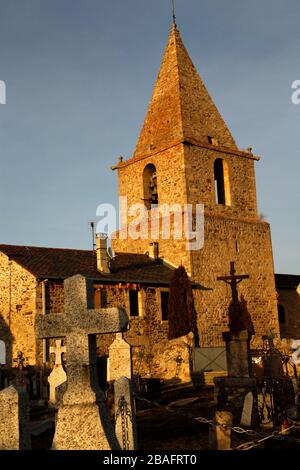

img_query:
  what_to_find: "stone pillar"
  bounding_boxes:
[114,376,138,450]
[223,330,251,378]
[0,385,31,450]
[209,411,233,450]
[214,330,255,421]
[109,333,132,382]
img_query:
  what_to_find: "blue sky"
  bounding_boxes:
[0,0,299,274]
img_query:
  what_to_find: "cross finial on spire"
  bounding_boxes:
[172,0,177,26]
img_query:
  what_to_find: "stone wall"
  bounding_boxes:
[95,285,190,382]
[184,144,258,219]
[33,278,190,383]
[0,252,37,366]
[277,287,300,339]
[35,280,65,364]
[113,139,279,348]
[192,215,279,348]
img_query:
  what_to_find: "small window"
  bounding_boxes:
[208,136,213,145]
[161,291,170,321]
[0,340,6,365]
[214,158,231,206]
[94,288,108,308]
[143,164,158,210]
[129,290,139,317]
[278,304,286,324]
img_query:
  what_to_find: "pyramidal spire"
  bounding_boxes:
[133,25,237,158]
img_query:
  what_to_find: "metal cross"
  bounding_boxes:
[217,261,249,305]
[172,0,176,25]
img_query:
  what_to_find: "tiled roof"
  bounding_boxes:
[133,24,236,160]
[275,274,300,290]
[0,244,176,285]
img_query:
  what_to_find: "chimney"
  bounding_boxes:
[149,242,159,260]
[96,233,110,273]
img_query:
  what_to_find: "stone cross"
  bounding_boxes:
[48,340,67,405]
[50,340,66,366]
[108,333,132,382]
[35,274,129,450]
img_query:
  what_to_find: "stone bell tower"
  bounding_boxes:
[112,24,279,346]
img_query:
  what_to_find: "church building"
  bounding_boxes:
[0,23,297,381]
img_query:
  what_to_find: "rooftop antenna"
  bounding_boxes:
[89,221,96,251]
[172,0,177,26]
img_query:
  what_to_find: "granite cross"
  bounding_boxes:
[50,340,66,367]
[35,274,129,450]
[217,261,249,306]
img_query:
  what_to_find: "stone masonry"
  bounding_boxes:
[112,24,280,347]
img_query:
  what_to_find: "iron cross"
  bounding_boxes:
[217,261,249,305]
[172,0,176,24]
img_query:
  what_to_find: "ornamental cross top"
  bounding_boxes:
[50,339,66,367]
[35,275,129,397]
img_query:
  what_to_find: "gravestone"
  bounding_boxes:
[114,376,138,450]
[240,391,254,427]
[48,339,67,405]
[36,274,129,450]
[0,385,31,450]
[108,333,132,382]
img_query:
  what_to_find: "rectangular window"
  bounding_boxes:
[161,291,170,321]
[94,288,107,308]
[129,290,139,317]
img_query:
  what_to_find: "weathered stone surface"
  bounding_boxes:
[133,24,237,159]
[240,391,254,427]
[36,274,129,450]
[112,19,280,349]
[0,385,31,450]
[48,339,67,405]
[114,376,138,450]
[109,333,132,382]
[209,411,233,450]
[223,330,251,378]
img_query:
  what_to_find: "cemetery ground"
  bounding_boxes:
[29,381,300,451]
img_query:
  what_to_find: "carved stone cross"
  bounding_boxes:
[35,274,129,450]
[50,340,66,367]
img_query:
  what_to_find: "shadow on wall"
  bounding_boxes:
[0,314,14,366]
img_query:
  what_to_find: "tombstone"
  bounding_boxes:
[209,411,233,450]
[0,340,6,365]
[114,376,138,450]
[109,333,132,382]
[240,391,254,427]
[48,339,67,405]
[35,274,129,450]
[0,385,31,450]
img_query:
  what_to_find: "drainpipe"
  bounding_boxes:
[41,279,48,363]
